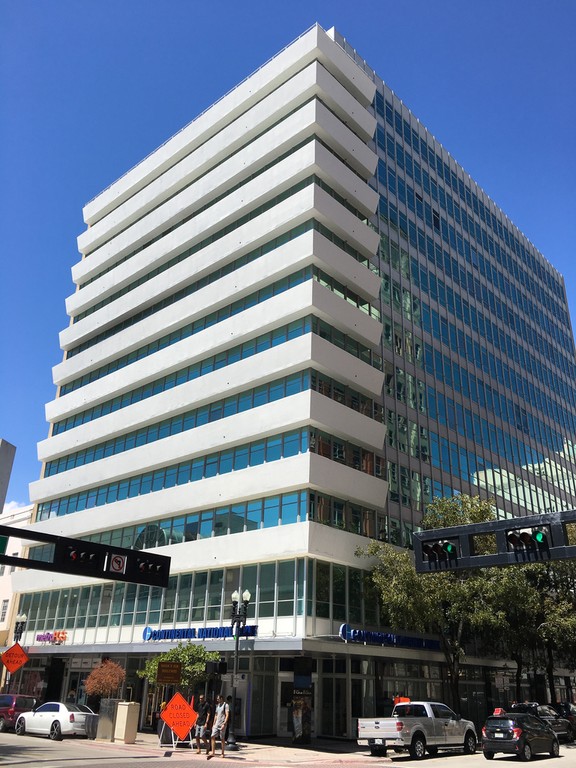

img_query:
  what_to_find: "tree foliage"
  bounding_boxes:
[84,660,126,698]
[137,642,220,697]
[359,494,576,705]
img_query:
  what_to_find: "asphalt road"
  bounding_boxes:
[2,736,576,768]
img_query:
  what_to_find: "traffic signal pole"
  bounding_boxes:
[0,524,170,587]
[414,509,576,573]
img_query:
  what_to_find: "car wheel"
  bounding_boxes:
[484,751,495,760]
[409,735,427,759]
[519,741,532,762]
[550,739,560,757]
[0,717,7,732]
[464,731,477,754]
[15,717,26,736]
[567,728,575,744]
[49,721,63,741]
[427,746,439,756]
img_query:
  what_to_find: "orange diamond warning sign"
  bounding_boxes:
[1,643,29,674]
[160,692,197,741]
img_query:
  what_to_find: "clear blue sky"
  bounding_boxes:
[1,0,575,509]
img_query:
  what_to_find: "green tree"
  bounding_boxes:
[477,557,576,702]
[361,494,576,706]
[137,642,221,698]
[530,562,576,702]
[358,494,496,707]
[470,564,543,701]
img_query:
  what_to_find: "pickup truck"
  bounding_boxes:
[357,701,477,758]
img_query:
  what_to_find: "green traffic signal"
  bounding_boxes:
[422,539,457,562]
[506,527,549,551]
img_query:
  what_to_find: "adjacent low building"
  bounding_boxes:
[11,24,576,736]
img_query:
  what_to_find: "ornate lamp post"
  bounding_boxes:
[227,589,250,750]
[13,613,27,643]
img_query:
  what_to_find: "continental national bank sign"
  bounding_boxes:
[143,624,258,642]
[339,623,440,650]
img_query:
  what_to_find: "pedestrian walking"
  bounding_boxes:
[208,694,229,759]
[194,694,213,755]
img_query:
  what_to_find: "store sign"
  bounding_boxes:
[35,630,68,644]
[339,623,440,651]
[157,661,182,684]
[142,624,258,642]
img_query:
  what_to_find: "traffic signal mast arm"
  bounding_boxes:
[0,524,170,587]
[414,509,576,573]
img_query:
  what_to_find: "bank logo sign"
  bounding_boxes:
[339,623,440,650]
[143,624,258,642]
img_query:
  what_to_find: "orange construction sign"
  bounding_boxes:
[1,643,29,674]
[160,692,197,741]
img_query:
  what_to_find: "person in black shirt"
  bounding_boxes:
[194,694,213,755]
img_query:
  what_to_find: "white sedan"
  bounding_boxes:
[15,702,94,740]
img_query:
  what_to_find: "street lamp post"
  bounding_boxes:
[13,613,27,644]
[227,589,250,751]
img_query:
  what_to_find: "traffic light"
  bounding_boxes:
[54,541,106,574]
[205,660,228,675]
[506,528,549,552]
[421,539,458,564]
[414,511,575,573]
[127,553,169,588]
[0,525,171,586]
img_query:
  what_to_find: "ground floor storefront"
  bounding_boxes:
[9,629,574,738]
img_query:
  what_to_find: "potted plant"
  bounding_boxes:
[84,659,126,740]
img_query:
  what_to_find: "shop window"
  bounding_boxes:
[259,563,275,618]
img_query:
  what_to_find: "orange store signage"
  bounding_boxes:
[1,643,29,674]
[160,692,197,741]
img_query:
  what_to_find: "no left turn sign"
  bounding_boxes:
[109,554,127,574]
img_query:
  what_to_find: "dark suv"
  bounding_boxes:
[509,702,573,742]
[0,694,36,731]
[550,702,576,730]
[482,712,559,761]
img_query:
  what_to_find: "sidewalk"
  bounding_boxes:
[90,731,378,764]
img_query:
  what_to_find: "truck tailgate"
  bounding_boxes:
[357,719,399,740]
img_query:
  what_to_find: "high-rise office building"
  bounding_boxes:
[12,24,576,735]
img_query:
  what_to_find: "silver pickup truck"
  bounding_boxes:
[357,700,477,758]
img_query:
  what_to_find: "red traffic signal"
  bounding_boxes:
[68,548,97,564]
[55,542,105,573]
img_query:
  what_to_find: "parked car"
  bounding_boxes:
[357,700,477,757]
[550,702,576,730]
[15,702,94,740]
[0,694,36,732]
[509,702,573,742]
[482,711,560,761]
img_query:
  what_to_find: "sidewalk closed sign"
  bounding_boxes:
[161,692,197,741]
[157,661,182,684]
